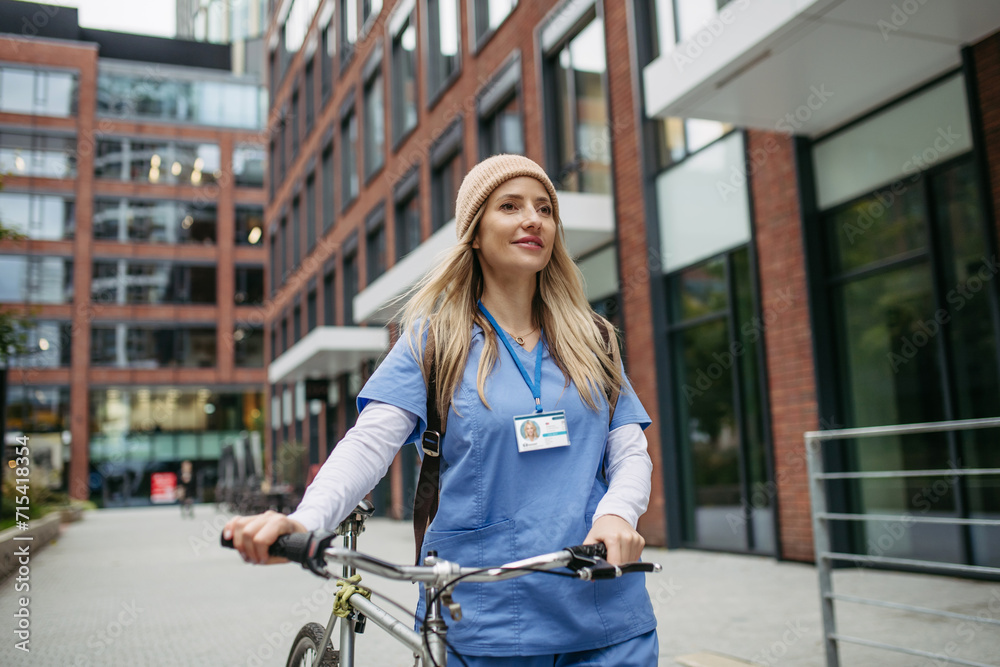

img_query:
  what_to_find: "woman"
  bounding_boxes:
[224,154,658,665]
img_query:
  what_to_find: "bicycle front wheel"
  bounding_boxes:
[286,622,340,667]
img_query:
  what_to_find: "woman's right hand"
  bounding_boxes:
[223,510,307,565]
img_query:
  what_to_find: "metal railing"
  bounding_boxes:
[806,417,1000,667]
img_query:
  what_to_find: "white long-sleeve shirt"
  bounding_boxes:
[289,400,653,532]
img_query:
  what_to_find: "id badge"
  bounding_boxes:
[514,411,570,453]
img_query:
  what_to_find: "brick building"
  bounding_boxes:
[264,0,1000,569]
[0,0,268,506]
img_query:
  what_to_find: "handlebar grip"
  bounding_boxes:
[619,562,658,574]
[566,543,608,560]
[218,531,313,564]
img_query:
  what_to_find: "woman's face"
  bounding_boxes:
[472,176,556,279]
[524,421,538,439]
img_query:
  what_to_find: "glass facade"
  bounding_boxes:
[341,110,359,206]
[364,69,385,178]
[235,326,265,367]
[481,92,523,157]
[91,261,216,305]
[0,192,75,240]
[0,131,76,179]
[431,148,462,230]
[91,326,217,368]
[94,138,221,185]
[89,388,264,506]
[395,188,420,260]
[97,71,265,129]
[93,199,217,244]
[0,256,73,303]
[0,66,77,117]
[235,266,265,304]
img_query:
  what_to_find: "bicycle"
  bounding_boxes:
[221,500,662,667]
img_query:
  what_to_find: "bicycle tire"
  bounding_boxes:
[286,622,340,667]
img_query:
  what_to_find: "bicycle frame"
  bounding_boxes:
[310,511,445,667]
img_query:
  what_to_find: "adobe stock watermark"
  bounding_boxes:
[931,587,1000,667]
[671,0,753,73]
[878,0,928,41]
[749,619,810,666]
[680,287,794,405]
[718,85,834,201]
[888,255,999,372]
[840,125,962,246]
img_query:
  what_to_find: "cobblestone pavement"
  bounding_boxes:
[1,506,998,666]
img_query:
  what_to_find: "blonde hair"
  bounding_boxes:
[398,198,624,422]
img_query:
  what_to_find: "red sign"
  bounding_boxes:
[151,472,177,504]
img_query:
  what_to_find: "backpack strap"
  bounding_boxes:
[413,327,444,565]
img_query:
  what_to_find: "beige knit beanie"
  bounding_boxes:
[454,154,560,241]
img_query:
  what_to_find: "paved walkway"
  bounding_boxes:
[0,506,997,666]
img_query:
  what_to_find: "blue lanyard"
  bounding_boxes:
[478,301,544,413]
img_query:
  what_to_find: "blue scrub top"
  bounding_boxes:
[358,323,657,656]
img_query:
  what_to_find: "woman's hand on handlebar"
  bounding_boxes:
[583,514,645,566]
[223,511,307,565]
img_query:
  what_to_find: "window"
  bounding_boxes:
[431,120,463,230]
[90,262,216,305]
[339,0,358,64]
[341,106,359,208]
[0,66,76,117]
[292,196,302,269]
[271,327,278,362]
[391,10,418,144]
[95,138,221,186]
[235,267,264,305]
[97,70,263,129]
[366,205,387,284]
[91,326,217,368]
[363,55,385,179]
[307,288,318,332]
[236,206,264,246]
[322,143,335,230]
[92,199,217,244]
[0,131,75,179]
[322,22,334,99]
[281,316,289,353]
[279,215,288,279]
[269,233,278,295]
[269,139,277,198]
[668,247,772,553]
[546,14,610,193]
[818,158,1000,568]
[235,327,264,367]
[5,387,69,437]
[471,0,516,47]
[478,57,523,157]
[291,86,301,154]
[233,144,266,187]
[342,248,358,325]
[361,0,383,28]
[323,269,336,325]
[278,112,288,185]
[306,175,317,252]
[0,193,74,240]
[305,58,316,133]
[6,321,71,369]
[395,173,420,260]
[293,304,302,343]
[427,0,460,98]
[653,117,733,172]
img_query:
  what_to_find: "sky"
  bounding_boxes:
[58,0,176,38]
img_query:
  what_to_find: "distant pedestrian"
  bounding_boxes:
[178,460,195,518]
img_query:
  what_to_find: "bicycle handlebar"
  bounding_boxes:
[221,531,660,584]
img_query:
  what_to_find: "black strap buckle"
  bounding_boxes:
[421,430,441,457]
